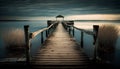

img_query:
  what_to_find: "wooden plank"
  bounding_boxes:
[34,54,87,56]
[34,56,87,58]
[32,59,88,61]
[32,66,90,69]
[32,62,90,65]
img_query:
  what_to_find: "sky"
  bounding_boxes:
[0,0,120,20]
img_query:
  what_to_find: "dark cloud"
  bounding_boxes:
[0,0,120,17]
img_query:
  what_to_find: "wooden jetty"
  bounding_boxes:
[0,20,115,69]
[0,19,100,69]
[29,21,96,69]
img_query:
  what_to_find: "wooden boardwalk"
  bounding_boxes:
[31,22,93,68]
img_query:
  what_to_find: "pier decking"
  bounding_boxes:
[31,22,92,68]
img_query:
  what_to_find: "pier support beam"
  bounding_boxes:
[24,25,30,64]
[46,30,48,37]
[81,31,84,48]
[69,26,71,34]
[72,26,74,36]
[93,25,99,61]
[41,32,44,43]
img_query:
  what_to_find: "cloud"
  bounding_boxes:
[65,14,120,20]
[1,14,120,20]
[0,0,120,18]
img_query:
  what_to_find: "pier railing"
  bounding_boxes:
[24,21,58,64]
[62,22,99,61]
[24,20,98,64]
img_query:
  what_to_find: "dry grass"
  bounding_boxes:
[97,24,119,63]
[2,28,25,51]
[97,24,119,53]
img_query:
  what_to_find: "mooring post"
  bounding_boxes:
[49,27,51,35]
[63,23,65,29]
[47,20,51,35]
[93,25,99,60]
[65,25,68,31]
[93,25,99,44]
[65,24,67,30]
[65,23,67,30]
[48,29,49,35]
[72,26,74,36]
[81,31,84,48]
[46,30,48,37]
[69,26,71,34]
[24,25,30,64]
[41,31,44,43]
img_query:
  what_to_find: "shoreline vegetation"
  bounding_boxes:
[0,20,29,22]
[97,24,119,63]
[3,29,25,49]
[2,29,25,57]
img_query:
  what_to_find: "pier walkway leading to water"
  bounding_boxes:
[0,20,100,69]
[31,22,93,68]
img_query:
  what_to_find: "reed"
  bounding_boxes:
[97,24,119,63]
[2,28,25,51]
[97,24,119,53]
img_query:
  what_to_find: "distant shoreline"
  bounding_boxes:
[0,20,120,22]
[74,20,120,22]
[0,20,30,22]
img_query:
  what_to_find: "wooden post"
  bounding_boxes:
[93,25,99,45]
[64,23,66,30]
[81,31,84,48]
[41,32,44,43]
[63,23,65,29]
[48,29,49,35]
[46,30,48,37]
[49,27,51,35]
[51,25,54,33]
[93,25,99,61]
[69,26,71,34]
[65,24,67,30]
[72,26,74,36]
[67,26,69,31]
[24,25,30,64]
[47,20,51,35]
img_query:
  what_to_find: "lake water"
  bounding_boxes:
[0,20,120,67]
